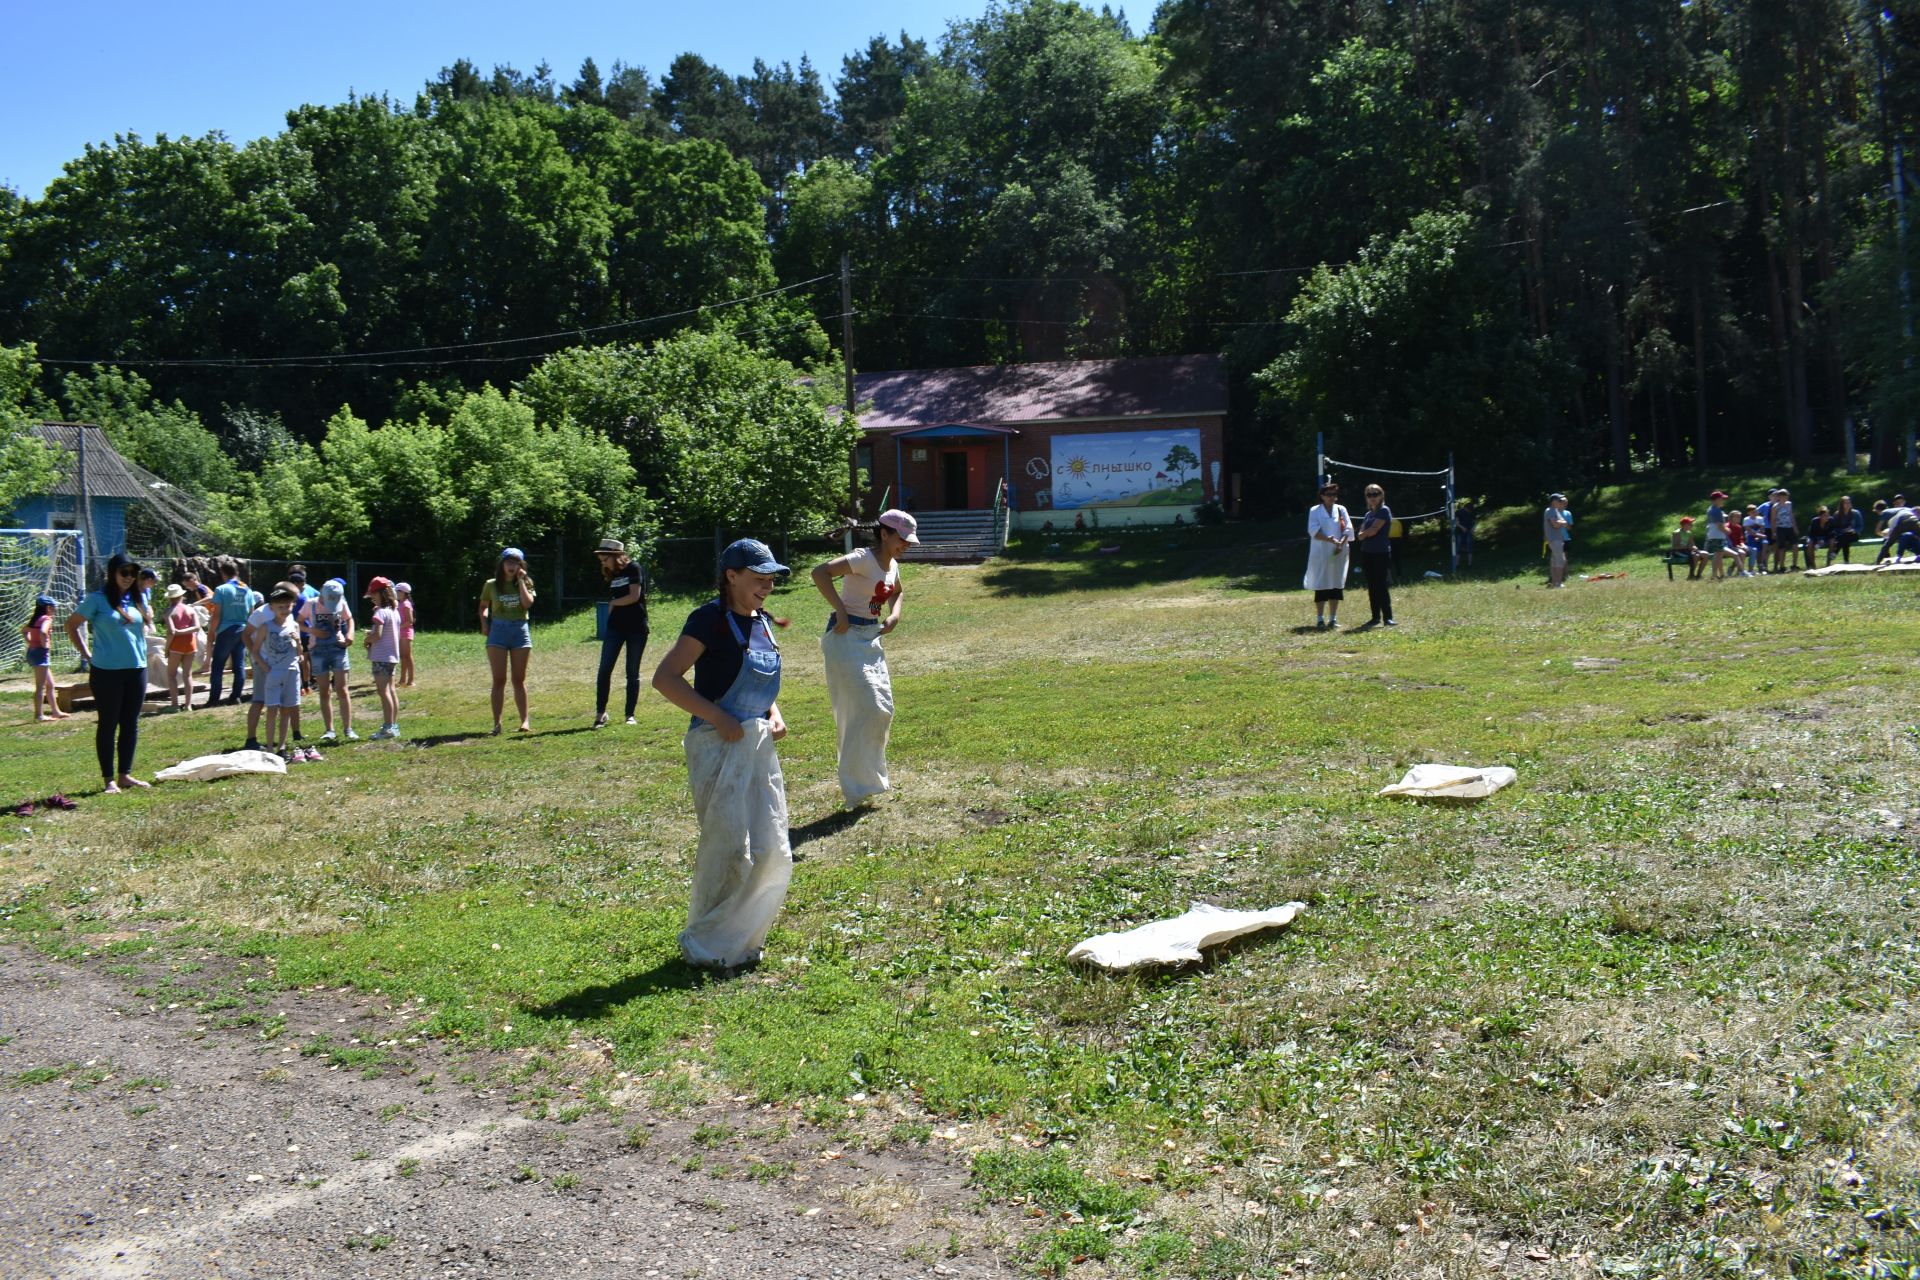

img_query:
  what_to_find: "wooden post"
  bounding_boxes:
[843,251,859,553]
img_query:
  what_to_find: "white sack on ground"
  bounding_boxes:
[1378,763,1518,800]
[1804,563,1880,576]
[680,721,792,969]
[154,750,288,782]
[820,626,894,806]
[1068,901,1306,972]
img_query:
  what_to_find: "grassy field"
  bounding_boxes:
[3,466,1919,1277]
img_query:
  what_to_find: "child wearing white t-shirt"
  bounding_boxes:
[810,510,916,807]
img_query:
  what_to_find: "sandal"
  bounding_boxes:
[47,794,76,811]
[13,803,34,818]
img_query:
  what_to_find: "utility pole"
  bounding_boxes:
[77,425,97,589]
[842,251,859,552]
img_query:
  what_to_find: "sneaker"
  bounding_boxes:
[626,716,637,726]
[1327,619,1342,630]
[304,747,325,763]
[292,729,304,741]
[1383,618,1398,626]
[593,713,609,730]
[319,730,338,744]
[345,728,360,742]
[278,747,294,764]
[242,738,262,752]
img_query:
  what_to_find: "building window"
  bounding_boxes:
[856,445,873,478]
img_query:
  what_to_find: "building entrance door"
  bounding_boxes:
[941,451,970,509]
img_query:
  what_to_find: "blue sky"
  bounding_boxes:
[1,0,975,198]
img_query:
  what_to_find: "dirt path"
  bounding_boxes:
[0,944,1020,1279]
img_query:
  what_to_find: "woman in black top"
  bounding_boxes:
[1356,484,1396,626]
[593,538,649,728]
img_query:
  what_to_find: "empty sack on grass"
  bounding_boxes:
[1378,763,1517,801]
[1068,901,1307,972]
[154,750,288,783]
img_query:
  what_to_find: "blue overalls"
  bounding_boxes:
[680,606,791,969]
[691,607,781,728]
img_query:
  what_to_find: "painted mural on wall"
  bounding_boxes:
[1045,429,1204,510]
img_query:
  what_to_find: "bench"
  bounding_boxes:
[1661,549,1705,580]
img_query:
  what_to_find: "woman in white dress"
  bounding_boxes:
[1304,481,1353,630]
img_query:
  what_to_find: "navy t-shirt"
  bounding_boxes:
[1358,504,1394,555]
[680,602,776,703]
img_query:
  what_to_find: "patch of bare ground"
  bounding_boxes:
[0,941,1022,1279]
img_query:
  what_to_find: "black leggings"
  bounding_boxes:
[596,629,648,718]
[1361,554,1394,622]
[91,666,146,782]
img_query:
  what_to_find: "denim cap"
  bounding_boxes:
[719,538,788,575]
[500,546,525,563]
[35,594,57,608]
[319,579,346,609]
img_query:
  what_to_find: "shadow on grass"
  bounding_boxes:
[405,731,490,749]
[527,957,712,1021]
[790,807,869,857]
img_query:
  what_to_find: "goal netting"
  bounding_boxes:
[0,529,84,673]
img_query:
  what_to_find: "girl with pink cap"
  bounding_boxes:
[810,509,915,807]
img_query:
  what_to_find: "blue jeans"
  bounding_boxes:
[597,628,648,719]
[209,628,248,703]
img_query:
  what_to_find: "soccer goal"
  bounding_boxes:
[0,529,85,672]
[1314,435,1460,576]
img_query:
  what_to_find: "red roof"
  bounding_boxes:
[853,355,1225,432]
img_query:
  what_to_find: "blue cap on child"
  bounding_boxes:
[719,538,789,575]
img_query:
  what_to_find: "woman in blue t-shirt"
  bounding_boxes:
[65,553,152,793]
[650,539,793,973]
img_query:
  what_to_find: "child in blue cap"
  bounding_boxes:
[651,539,793,973]
[479,547,536,734]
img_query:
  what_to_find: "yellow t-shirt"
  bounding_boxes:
[481,576,535,622]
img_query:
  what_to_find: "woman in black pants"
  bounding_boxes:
[592,538,649,728]
[65,553,153,793]
[1355,484,1396,626]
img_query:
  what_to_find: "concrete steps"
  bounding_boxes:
[900,509,1005,563]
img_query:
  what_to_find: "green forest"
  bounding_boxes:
[2,0,1917,550]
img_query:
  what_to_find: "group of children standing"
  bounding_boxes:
[23,555,418,767]
[238,571,413,760]
[1670,487,1919,579]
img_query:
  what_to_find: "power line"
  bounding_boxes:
[30,311,845,377]
[34,275,835,370]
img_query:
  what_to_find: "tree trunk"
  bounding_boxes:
[1606,288,1631,477]
[1690,280,1710,466]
